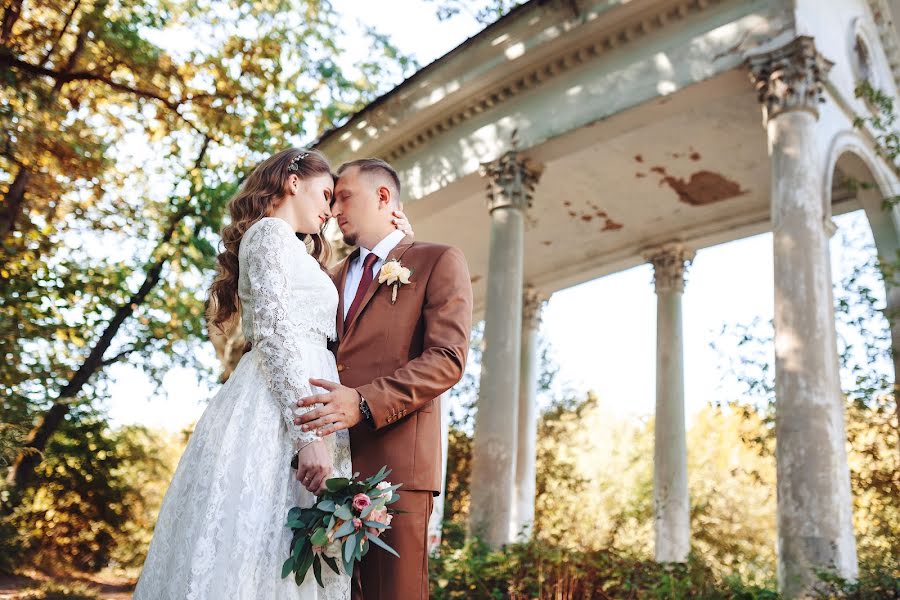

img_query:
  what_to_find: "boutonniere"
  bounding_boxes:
[378,259,413,304]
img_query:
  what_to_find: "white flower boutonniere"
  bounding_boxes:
[378,259,413,304]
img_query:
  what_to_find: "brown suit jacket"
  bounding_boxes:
[329,235,473,493]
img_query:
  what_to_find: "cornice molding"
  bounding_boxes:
[329,0,731,163]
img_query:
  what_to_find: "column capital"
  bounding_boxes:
[522,287,547,329]
[481,151,544,213]
[646,244,695,294]
[747,36,833,121]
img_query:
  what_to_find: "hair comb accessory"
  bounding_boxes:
[287,151,310,172]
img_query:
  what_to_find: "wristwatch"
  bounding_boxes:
[358,395,374,426]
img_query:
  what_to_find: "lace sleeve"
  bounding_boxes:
[243,219,318,448]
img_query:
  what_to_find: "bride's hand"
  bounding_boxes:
[392,207,414,237]
[295,440,332,495]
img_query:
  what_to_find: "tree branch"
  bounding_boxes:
[100,346,137,367]
[41,0,83,66]
[0,51,212,139]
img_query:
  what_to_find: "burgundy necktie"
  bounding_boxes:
[345,253,379,326]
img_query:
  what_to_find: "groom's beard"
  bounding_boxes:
[342,232,358,247]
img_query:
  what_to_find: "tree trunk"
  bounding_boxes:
[4,138,210,508]
[1,167,29,240]
[0,0,24,44]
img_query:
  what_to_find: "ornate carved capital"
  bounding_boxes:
[747,36,834,121]
[522,286,547,330]
[646,244,695,294]
[481,151,544,213]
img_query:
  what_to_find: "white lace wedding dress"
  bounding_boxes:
[134,217,352,600]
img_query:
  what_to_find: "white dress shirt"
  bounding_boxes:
[342,229,407,320]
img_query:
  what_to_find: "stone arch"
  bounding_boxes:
[824,130,899,260]
[824,129,900,381]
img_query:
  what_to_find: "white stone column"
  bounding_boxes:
[512,287,546,540]
[428,393,451,554]
[469,151,542,547]
[749,36,858,597]
[647,244,694,563]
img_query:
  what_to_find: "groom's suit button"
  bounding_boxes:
[337,364,345,372]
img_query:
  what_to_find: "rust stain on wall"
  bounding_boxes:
[659,169,748,206]
[562,200,623,232]
[603,219,623,231]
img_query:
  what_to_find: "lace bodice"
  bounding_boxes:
[238,217,338,447]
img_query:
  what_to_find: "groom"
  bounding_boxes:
[295,158,473,600]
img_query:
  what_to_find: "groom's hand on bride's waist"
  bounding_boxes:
[296,378,365,436]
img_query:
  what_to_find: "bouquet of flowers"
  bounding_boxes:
[282,466,401,587]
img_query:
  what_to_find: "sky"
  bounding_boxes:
[102,1,881,431]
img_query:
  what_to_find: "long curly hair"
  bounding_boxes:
[208,148,333,331]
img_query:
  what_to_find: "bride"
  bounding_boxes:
[134,148,410,599]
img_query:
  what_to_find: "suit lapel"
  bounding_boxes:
[335,250,357,341]
[343,235,415,338]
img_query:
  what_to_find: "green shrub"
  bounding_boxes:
[429,534,776,599]
[430,535,900,599]
[812,557,900,599]
[0,513,24,574]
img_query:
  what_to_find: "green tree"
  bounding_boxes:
[427,0,521,25]
[107,425,187,568]
[1,0,415,516]
[10,407,131,571]
[4,412,186,573]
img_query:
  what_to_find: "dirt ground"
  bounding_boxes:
[0,571,134,600]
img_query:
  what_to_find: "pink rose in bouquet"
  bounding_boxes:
[352,493,371,511]
[366,507,393,537]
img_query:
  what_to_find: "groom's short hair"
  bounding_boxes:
[338,158,401,201]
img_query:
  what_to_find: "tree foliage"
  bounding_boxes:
[426,0,521,26]
[0,0,416,513]
[6,410,185,571]
[0,0,418,572]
